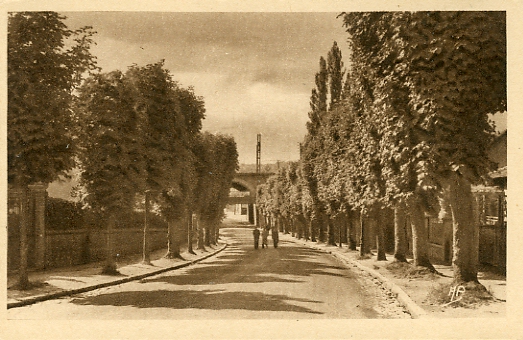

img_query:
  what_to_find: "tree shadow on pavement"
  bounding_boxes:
[70,289,324,315]
[142,245,352,286]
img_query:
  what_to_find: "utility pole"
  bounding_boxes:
[254,133,262,227]
[256,133,261,173]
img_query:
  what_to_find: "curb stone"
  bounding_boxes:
[7,243,228,309]
[285,237,427,319]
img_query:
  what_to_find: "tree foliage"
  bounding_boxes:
[269,12,505,283]
[8,11,98,287]
[8,11,97,186]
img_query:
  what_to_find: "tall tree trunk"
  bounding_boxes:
[205,220,211,247]
[272,225,279,248]
[393,206,408,262]
[165,218,183,259]
[339,213,347,248]
[215,224,220,244]
[447,173,481,285]
[375,208,387,261]
[196,215,206,251]
[348,210,357,250]
[338,213,346,247]
[209,223,216,245]
[327,216,336,246]
[359,211,371,256]
[17,186,30,289]
[102,212,118,275]
[318,212,326,243]
[303,215,310,241]
[187,212,195,254]
[297,215,307,239]
[310,217,317,242]
[408,198,434,270]
[142,191,151,265]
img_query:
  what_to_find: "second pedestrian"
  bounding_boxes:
[253,226,260,249]
[262,227,269,248]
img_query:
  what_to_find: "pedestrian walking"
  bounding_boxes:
[261,227,269,248]
[253,227,260,249]
[272,227,279,248]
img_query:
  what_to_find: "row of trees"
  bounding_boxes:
[8,12,238,288]
[257,12,506,289]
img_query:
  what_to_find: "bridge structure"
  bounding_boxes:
[228,172,273,225]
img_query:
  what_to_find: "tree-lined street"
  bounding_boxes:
[7,10,508,330]
[7,227,408,319]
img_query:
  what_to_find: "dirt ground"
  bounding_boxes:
[342,251,506,318]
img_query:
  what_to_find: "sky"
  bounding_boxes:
[62,12,349,164]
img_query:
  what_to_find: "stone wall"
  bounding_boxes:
[9,228,168,272]
[8,184,171,272]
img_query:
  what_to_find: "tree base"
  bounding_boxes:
[356,254,371,260]
[393,254,408,263]
[429,281,492,307]
[9,280,48,291]
[164,252,185,260]
[386,261,441,279]
[101,265,120,276]
[413,259,437,273]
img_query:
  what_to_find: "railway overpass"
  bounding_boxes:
[228,172,273,224]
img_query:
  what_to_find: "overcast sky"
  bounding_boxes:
[63,12,349,164]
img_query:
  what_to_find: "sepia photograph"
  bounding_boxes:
[3,1,520,339]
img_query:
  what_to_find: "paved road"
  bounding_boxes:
[7,227,406,319]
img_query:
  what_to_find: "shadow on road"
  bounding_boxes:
[71,289,323,315]
[142,241,350,286]
[67,228,356,316]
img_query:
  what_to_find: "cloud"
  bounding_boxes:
[63,12,349,163]
[210,82,309,164]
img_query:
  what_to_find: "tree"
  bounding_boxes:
[342,11,506,283]
[315,56,328,115]
[393,206,408,263]
[8,12,97,288]
[77,71,144,274]
[327,41,344,110]
[400,12,506,285]
[188,132,238,251]
[125,61,184,264]
[161,85,205,258]
[160,188,188,260]
[342,12,435,266]
[207,135,239,244]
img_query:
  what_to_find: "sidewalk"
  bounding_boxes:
[7,242,227,309]
[7,231,506,318]
[280,233,506,319]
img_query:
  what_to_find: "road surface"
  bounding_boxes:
[7,227,409,319]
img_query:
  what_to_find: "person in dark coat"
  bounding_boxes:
[261,227,269,248]
[253,227,260,249]
[272,227,279,248]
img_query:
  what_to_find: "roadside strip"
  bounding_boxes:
[7,243,228,309]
